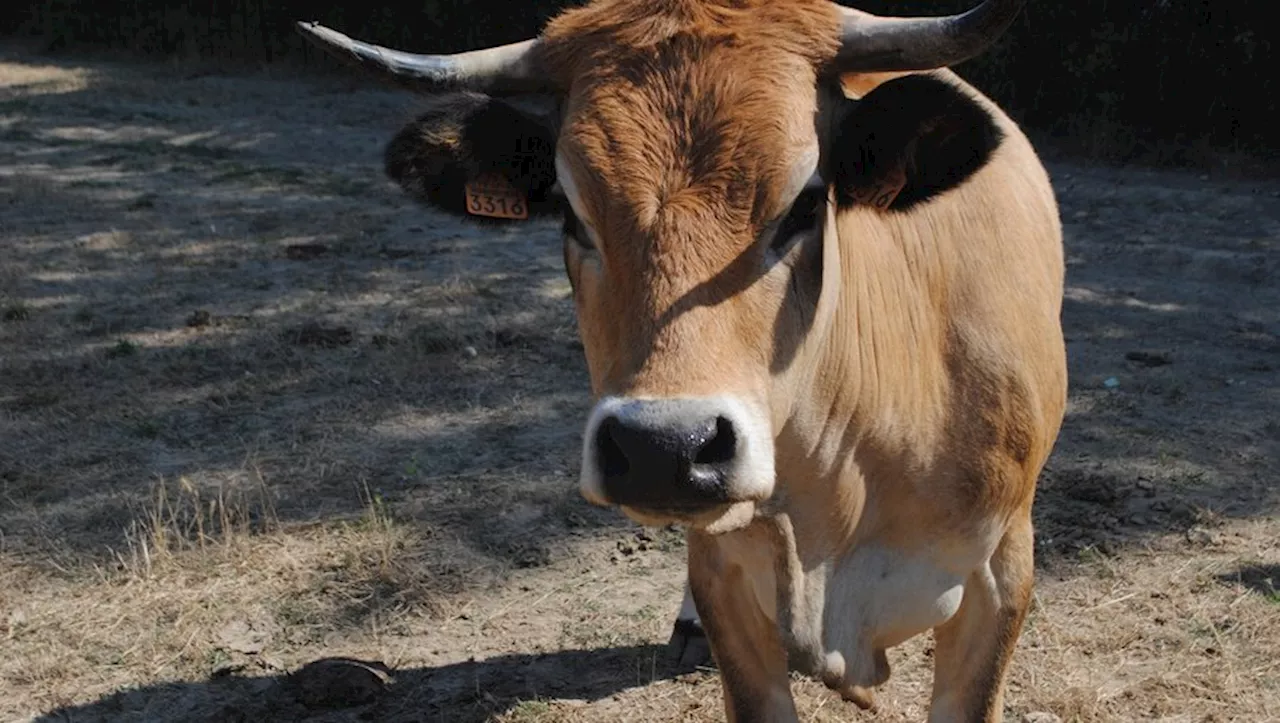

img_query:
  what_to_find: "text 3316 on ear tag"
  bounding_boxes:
[463,173,528,220]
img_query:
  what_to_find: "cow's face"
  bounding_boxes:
[543,5,843,529]
[299,0,1020,530]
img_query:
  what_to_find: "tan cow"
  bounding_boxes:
[299,0,1067,719]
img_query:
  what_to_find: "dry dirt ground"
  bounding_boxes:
[1,44,1278,723]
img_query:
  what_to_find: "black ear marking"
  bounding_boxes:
[383,92,562,224]
[826,73,1004,213]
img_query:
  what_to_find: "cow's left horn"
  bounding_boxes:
[295,21,552,95]
[833,0,1024,72]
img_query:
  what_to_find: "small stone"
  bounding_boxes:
[463,345,478,358]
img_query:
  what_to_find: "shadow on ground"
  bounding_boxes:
[32,646,689,723]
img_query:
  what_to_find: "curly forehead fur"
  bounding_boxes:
[540,0,842,64]
[538,0,843,242]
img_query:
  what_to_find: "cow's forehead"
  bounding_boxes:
[562,70,817,230]
[540,0,841,236]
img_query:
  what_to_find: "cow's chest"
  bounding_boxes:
[733,515,1001,696]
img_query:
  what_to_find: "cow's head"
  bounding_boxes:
[298,0,1017,531]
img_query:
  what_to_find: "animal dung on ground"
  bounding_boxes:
[286,658,393,709]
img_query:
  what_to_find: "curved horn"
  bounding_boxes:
[295,21,551,95]
[834,0,1025,72]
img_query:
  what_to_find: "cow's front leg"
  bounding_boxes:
[667,579,713,668]
[688,527,797,723]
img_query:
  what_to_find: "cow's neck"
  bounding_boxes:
[771,204,953,558]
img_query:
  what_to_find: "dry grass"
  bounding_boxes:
[1,45,1279,723]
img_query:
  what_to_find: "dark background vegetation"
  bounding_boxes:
[1,1,1276,169]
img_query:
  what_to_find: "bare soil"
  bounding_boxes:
[2,45,1278,723]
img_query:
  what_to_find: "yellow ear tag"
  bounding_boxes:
[464,173,529,220]
[850,164,907,211]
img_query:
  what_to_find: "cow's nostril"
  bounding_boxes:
[693,415,736,466]
[596,417,630,478]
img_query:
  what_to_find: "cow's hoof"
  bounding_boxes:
[666,618,713,670]
[842,684,877,711]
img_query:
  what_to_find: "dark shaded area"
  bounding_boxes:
[1,0,1278,171]
[0,0,561,62]
[1027,161,1280,563]
[0,52,615,598]
[1,45,1277,573]
[1216,563,1280,600]
[30,647,693,723]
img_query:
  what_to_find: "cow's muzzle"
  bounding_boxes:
[579,396,774,525]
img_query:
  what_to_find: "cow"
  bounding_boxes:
[298,0,1067,719]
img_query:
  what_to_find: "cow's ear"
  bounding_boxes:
[384,92,561,224]
[825,72,1004,213]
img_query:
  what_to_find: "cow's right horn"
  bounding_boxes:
[295,22,552,95]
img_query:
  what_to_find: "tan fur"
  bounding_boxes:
[524,2,1063,720]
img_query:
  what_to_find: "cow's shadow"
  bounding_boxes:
[33,644,702,723]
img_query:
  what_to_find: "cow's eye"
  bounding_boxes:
[563,206,596,251]
[771,188,824,255]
